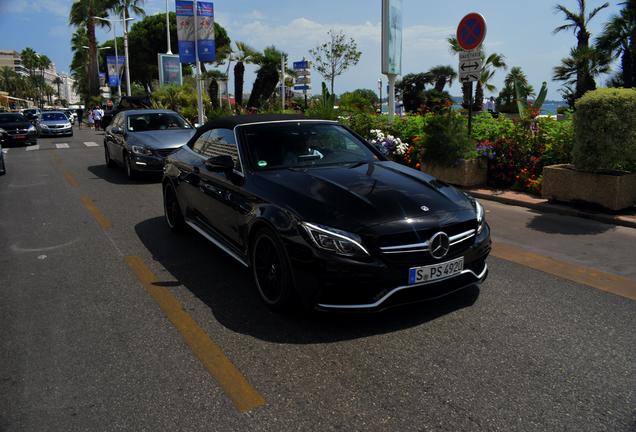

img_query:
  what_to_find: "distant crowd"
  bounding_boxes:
[77,106,104,130]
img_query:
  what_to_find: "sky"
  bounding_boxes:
[0,0,624,100]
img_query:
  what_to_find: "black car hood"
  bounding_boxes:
[252,161,476,233]
[0,121,32,130]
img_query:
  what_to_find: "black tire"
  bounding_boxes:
[124,152,137,179]
[163,182,186,233]
[104,144,115,168]
[250,227,297,312]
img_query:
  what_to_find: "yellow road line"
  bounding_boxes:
[492,242,636,301]
[79,196,112,230]
[124,255,266,413]
[63,171,79,188]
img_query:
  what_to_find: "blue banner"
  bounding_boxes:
[176,1,195,64]
[106,56,125,86]
[196,2,215,63]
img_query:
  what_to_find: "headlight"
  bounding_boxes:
[301,222,370,258]
[0,128,5,134]
[131,145,153,156]
[64,123,71,128]
[475,200,485,234]
[27,125,36,132]
[40,124,49,129]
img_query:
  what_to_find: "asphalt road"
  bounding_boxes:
[1,127,635,432]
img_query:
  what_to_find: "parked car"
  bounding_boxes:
[21,108,41,123]
[101,95,152,129]
[0,112,38,146]
[104,109,195,179]
[162,115,491,312]
[0,140,6,175]
[36,111,73,137]
[64,109,77,125]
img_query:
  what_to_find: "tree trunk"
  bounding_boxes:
[474,81,484,112]
[461,82,471,109]
[234,61,244,106]
[621,46,633,88]
[434,78,445,92]
[208,79,219,110]
[87,12,99,101]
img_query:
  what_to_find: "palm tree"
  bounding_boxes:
[53,76,64,99]
[0,67,17,94]
[20,48,39,77]
[233,42,257,107]
[428,65,457,92]
[553,0,610,98]
[553,46,611,100]
[247,46,286,109]
[69,0,114,101]
[596,5,634,87]
[474,52,507,110]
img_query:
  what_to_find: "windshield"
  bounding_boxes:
[127,113,191,132]
[0,114,28,123]
[42,113,68,121]
[241,122,379,170]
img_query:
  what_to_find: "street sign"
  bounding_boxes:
[294,85,311,91]
[456,13,487,51]
[459,50,481,62]
[459,71,480,83]
[458,49,482,83]
[295,76,311,85]
[293,60,309,70]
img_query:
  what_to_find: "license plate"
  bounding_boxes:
[14,135,26,139]
[408,257,464,284]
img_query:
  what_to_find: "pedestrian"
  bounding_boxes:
[87,109,94,130]
[93,106,103,131]
[76,108,84,129]
[486,97,496,115]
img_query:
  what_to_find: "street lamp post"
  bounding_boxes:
[82,45,111,82]
[93,16,132,98]
[166,0,172,54]
[377,78,382,113]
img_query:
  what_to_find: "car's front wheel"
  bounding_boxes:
[104,144,115,168]
[124,152,137,179]
[251,227,297,312]
[163,182,186,232]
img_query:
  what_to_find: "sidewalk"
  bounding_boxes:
[466,187,636,229]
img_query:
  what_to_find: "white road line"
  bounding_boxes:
[26,145,39,151]
[55,143,69,149]
[84,141,99,147]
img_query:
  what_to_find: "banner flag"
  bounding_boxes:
[176,1,195,64]
[381,0,403,75]
[106,56,125,86]
[196,2,215,62]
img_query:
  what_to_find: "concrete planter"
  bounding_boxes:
[421,158,487,187]
[542,164,636,211]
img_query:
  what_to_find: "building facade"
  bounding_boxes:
[0,50,28,76]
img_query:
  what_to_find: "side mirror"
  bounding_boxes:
[205,155,234,172]
[111,126,123,135]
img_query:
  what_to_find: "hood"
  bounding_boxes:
[252,161,476,233]
[0,121,33,131]
[129,129,195,149]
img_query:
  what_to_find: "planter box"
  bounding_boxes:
[542,164,636,211]
[421,158,487,187]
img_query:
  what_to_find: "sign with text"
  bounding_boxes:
[196,2,215,63]
[106,56,125,87]
[176,1,195,64]
[458,49,482,82]
[158,54,183,86]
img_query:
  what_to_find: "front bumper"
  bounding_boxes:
[39,127,72,136]
[2,133,37,145]
[288,223,492,311]
[130,153,167,172]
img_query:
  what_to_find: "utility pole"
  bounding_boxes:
[193,1,205,125]
[166,0,172,54]
[122,10,132,96]
[281,55,285,112]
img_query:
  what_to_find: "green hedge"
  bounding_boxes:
[573,88,636,173]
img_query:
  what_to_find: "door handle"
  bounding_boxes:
[193,166,200,174]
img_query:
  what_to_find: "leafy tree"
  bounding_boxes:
[596,3,634,87]
[233,42,258,107]
[428,65,457,92]
[339,89,379,113]
[309,29,362,94]
[497,67,535,113]
[69,0,114,101]
[248,46,286,109]
[553,46,611,104]
[70,28,90,103]
[396,73,433,112]
[553,0,610,98]
[53,76,64,99]
[202,69,226,109]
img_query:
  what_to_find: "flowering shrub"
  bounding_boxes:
[369,129,409,157]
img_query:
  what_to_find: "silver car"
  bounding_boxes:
[37,111,73,137]
[104,109,195,179]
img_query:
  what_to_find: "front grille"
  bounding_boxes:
[49,125,65,129]
[154,147,179,158]
[7,129,28,135]
[377,220,475,249]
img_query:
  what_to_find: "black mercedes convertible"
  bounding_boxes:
[162,115,491,311]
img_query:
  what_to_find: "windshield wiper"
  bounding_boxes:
[347,161,371,169]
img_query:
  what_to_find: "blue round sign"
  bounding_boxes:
[457,13,487,51]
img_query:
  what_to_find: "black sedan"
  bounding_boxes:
[104,109,195,179]
[0,113,38,146]
[162,115,491,312]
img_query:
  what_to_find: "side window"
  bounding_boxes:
[191,128,241,171]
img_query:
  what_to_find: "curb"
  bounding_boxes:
[467,190,636,230]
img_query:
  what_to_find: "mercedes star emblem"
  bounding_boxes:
[429,232,450,259]
[420,205,430,212]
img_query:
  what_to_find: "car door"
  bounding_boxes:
[191,128,250,250]
[106,113,125,163]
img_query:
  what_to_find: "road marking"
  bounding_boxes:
[124,255,266,413]
[84,142,99,147]
[26,145,39,151]
[63,171,79,188]
[492,242,636,301]
[55,143,69,149]
[79,196,112,230]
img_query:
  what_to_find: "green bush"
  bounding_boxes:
[471,113,516,143]
[422,113,472,166]
[573,88,636,172]
[536,116,574,166]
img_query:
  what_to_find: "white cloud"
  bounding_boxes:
[2,0,73,17]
